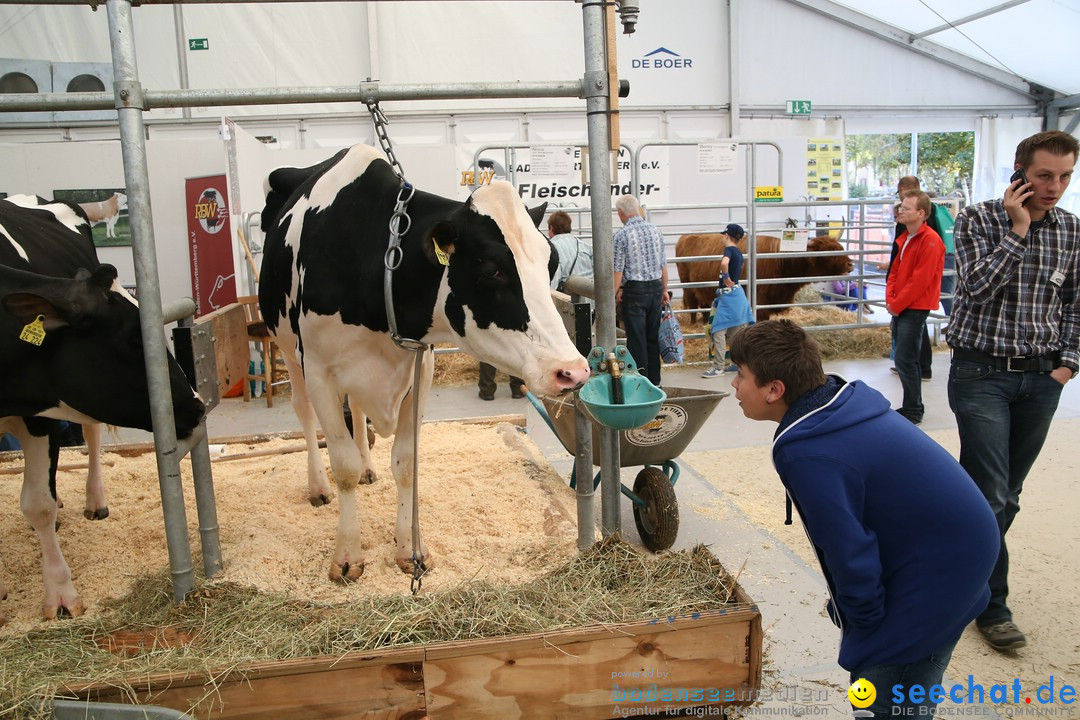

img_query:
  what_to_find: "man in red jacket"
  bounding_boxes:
[886,190,944,424]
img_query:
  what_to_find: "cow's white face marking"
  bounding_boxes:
[460,181,583,396]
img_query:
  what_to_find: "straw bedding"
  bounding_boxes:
[0,422,744,718]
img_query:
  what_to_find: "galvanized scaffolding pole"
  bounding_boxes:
[0,0,638,597]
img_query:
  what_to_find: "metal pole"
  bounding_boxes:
[176,314,223,578]
[0,80,587,112]
[571,300,594,550]
[172,4,191,120]
[581,0,621,539]
[107,0,195,603]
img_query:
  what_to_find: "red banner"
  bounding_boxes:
[185,176,237,318]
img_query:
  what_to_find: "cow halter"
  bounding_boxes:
[367,98,428,594]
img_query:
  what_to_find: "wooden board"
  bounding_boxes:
[198,301,248,397]
[72,604,760,720]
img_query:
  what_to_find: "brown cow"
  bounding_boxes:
[674,232,727,325]
[675,233,854,323]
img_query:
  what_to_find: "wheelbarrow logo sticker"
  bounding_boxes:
[625,404,688,447]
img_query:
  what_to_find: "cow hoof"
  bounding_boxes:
[360,469,377,485]
[84,507,109,521]
[395,556,435,575]
[44,598,86,621]
[329,561,365,583]
[366,425,376,449]
[310,493,333,507]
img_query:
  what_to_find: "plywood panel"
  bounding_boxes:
[424,611,756,719]
[199,301,248,396]
[73,603,759,720]
[78,651,427,720]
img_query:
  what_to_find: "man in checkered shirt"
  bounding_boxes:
[613,194,669,386]
[947,130,1079,652]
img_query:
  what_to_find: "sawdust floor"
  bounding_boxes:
[0,421,580,637]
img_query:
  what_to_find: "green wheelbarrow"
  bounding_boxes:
[527,386,729,552]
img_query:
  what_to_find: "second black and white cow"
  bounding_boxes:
[260,144,589,582]
[2,195,111,521]
[0,196,206,622]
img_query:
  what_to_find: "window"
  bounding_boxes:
[846,132,974,199]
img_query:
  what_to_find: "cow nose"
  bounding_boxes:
[555,366,590,391]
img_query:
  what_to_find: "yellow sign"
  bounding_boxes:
[807,138,844,201]
[753,186,783,203]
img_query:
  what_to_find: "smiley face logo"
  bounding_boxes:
[848,678,876,709]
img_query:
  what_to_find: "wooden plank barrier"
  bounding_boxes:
[71,597,761,720]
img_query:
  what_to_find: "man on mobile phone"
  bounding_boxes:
[947,130,1080,652]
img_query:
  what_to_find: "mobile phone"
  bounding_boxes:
[1010,168,1030,205]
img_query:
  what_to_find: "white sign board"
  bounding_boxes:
[780,229,809,252]
[697,143,738,174]
[529,146,576,178]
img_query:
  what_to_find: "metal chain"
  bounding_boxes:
[367,98,427,594]
[367,98,406,180]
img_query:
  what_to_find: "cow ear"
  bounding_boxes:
[424,222,457,266]
[2,293,69,331]
[527,202,548,228]
[89,264,119,291]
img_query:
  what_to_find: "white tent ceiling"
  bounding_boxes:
[826,0,1080,96]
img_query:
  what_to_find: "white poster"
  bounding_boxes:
[698,143,738,174]
[530,146,577,178]
[780,229,809,252]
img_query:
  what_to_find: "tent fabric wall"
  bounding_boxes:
[1,0,1044,123]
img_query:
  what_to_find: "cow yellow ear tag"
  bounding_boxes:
[19,314,47,346]
[432,238,450,266]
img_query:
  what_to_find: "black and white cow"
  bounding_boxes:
[0,196,206,622]
[259,144,590,582]
[2,195,112,521]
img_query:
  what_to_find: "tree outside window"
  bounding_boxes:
[847,132,974,201]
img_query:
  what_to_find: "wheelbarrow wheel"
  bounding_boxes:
[632,466,679,552]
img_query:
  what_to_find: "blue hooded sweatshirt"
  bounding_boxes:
[773,376,998,671]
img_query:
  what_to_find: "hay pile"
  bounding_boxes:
[0,539,742,719]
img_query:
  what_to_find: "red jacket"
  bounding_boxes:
[886,223,944,313]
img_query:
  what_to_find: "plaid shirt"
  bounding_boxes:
[613,216,666,281]
[946,199,1080,373]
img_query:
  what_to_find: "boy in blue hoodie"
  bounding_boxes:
[727,320,998,719]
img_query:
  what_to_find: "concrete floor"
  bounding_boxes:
[121,351,1080,717]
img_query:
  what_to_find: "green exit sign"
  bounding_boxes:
[188,38,209,51]
[786,100,812,115]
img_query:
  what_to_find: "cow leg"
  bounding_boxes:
[15,428,84,620]
[280,353,335,505]
[393,353,435,574]
[305,379,372,583]
[82,423,108,520]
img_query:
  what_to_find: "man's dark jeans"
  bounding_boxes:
[621,279,663,386]
[948,360,1063,626]
[892,309,930,422]
[850,634,960,718]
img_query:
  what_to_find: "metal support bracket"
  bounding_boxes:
[359,80,380,104]
[582,71,608,99]
[114,79,148,110]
